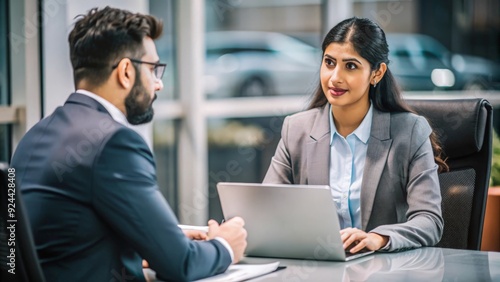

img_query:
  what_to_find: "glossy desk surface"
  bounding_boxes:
[239,247,500,281]
[144,247,500,281]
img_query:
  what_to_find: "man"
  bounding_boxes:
[11,6,247,282]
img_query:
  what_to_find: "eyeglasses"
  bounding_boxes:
[112,58,167,80]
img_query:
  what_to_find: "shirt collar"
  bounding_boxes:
[329,103,373,144]
[76,89,131,127]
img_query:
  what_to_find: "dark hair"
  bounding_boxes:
[68,6,163,87]
[309,17,448,172]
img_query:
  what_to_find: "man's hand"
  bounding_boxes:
[183,229,208,241]
[340,228,389,253]
[207,217,247,263]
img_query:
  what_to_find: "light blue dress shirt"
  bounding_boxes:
[329,104,373,229]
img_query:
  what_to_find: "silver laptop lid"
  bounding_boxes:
[217,182,372,261]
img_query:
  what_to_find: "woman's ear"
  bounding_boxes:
[371,62,387,85]
[116,59,135,90]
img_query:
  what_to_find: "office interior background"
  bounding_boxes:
[0,0,499,225]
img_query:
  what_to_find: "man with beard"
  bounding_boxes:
[11,6,247,282]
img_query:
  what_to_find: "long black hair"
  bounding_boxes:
[309,17,448,171]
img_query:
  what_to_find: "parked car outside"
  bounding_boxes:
[205,31,321,98]
[386,33,500,91]
[203,31,500,98]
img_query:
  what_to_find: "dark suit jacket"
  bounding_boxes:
[11,93,231,281]
[264,104,443,251]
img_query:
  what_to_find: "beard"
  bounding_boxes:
[124,73,157,125]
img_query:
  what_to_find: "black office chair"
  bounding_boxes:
[407,98,493,250]
[0,163,45,282]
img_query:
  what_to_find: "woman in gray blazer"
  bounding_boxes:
[264,17,447,253]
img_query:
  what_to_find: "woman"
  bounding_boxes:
[263,17,447,253]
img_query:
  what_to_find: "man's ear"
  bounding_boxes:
[116,59,135,89]
[371,62,387,85]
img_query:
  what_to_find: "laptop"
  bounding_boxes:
[216,182,374,261]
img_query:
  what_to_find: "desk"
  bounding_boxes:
[145,247,500,281]
[242,247,500,281]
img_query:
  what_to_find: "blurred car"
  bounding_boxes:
[203,31,500,98]
[386,33,500,91]
[205,31,321,98]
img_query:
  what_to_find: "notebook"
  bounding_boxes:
[216,182,374,261]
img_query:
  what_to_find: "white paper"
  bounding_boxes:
[194,261,280,282]
[178,224,209,232]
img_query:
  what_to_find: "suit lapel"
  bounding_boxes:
[361,108,392,230]
[307,105,330,185]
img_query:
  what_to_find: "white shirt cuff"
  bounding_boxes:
[214,237,234,262]
[379,238,391,251]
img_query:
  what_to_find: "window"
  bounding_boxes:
[153,119,179,213]
[150,0,176,101]
[205,0,322,219]
[148,0,180,213]
[205,1,322,99]
[354,0,500,92]
[0,0,11,162]
[207,116,286,221]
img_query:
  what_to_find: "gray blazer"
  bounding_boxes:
[263,104,443,252]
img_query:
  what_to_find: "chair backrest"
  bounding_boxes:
[406,98,492,250]
[0,163,45,282]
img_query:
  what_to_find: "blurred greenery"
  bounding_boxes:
[490,129,500,187]
[208,121,265,147]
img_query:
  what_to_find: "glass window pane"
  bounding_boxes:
[353,1,500,92]
[149,1,180,214]
[0,0,10,162]
[205,0,322,99]
[150,0,177,100]
[205,1,323,220]
[207,116,285,221]
[153,119,179,215]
